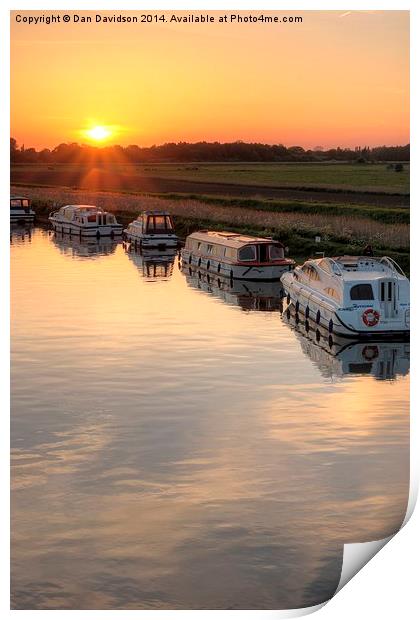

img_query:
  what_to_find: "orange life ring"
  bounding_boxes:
[362,308,380,327]
[362,345,379,361]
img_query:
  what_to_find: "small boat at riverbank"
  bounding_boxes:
[124,211,178,248]
[10,195,35,224]
[49,205,123,238]
[281,255,410,338]
[181,231,294,281]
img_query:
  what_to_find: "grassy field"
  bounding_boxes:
[137,162,410,193]
[12,162,410,194]
[11,161,410,270]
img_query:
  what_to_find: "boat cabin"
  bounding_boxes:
[128,211,175,236]
[10,195,35,222]
[54,205,118,226]
[10,196,32,211]
[184,231,287,264]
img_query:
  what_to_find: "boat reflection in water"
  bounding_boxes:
[124,242,177,281]
[283,302,409,381]
[182,264,285,312]
[51,231,119,258]
[10,223,34,244]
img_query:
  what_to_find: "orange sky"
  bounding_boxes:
[10,10,409,150]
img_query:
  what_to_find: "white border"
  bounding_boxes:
[2,2,417,618]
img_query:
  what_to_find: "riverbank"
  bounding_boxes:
[12,185,410,272]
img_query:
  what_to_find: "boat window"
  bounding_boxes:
[269,245,284,259]
[10,199,22,207]
[238,245,256,261]
[87,214,97,222]
[165,216,174,231]
[350,284,374,300]
[380,281,395,302]
[207,244,213,253]
[107,215,115,224]
[21,200,30,207]
[259,245,269,262]
[348,363,372,374]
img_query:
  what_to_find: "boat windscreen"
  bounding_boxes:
[269,245,284,259]
[147,215,174,233]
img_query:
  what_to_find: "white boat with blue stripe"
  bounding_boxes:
[281,255,409,338]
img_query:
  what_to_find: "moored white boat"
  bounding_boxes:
[49,205,122,238]
[124,211,178,248]
[281,255,410,338]
[10,195,35,223]
[181,231,294,281]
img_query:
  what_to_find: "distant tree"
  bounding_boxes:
[10,138,19,162]
[9,138,411,164]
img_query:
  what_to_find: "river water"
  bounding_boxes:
[11,227,409,610]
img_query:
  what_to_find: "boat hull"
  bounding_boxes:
[281,273,409,338]
[10,211,35,223]
[181,249,293,281]
[50,218,123,237]
[124,231,178,248]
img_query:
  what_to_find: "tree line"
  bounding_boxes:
[10,138,410,164]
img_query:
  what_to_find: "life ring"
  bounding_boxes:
[362,308,380,327]
[362,345,379,361]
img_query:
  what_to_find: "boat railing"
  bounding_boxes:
[380,256,406,277]
[325,258,344,275]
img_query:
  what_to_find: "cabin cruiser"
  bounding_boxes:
[49,205,123,238]
[183,263,285,312]
[281,255,410,337]
[125,244,177,280]
[10,195,35,223]
[124,211,178,248]
[283,310,410,381]
[182,231,294,281]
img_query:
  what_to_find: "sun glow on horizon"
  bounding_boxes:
[11,11,409,150]
[85,125,112,142]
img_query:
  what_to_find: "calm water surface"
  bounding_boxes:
[11,227,409,610]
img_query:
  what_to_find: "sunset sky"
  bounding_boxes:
[10,10,409,150]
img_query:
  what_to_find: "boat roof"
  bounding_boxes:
[11,195,29,200]
[188,230,280,249]
[61,204,104,211]
[138,210,172,216]
[309,256,407,280]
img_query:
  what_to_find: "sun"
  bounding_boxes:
[85,125,112,142]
